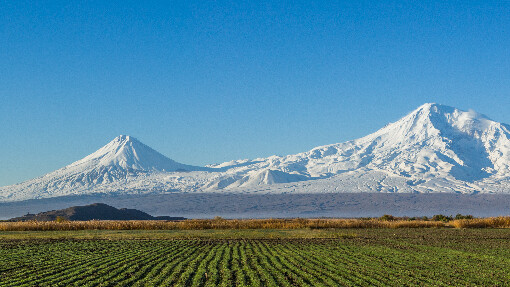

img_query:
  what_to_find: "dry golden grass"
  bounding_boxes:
[1,217,509,231]
[449,217,510,228]
[0,218,444,231]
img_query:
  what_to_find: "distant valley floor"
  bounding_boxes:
[1,192,510,219]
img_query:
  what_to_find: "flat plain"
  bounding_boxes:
[1,228,509,286]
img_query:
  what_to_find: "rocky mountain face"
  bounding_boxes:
[2,103,510,202]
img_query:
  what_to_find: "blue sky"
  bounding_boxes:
[1,1,509,186]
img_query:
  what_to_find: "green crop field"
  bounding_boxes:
[1,229,509,286]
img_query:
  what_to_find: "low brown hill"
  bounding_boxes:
[9,203,185,221]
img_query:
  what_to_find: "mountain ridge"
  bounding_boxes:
[2,103,510,202]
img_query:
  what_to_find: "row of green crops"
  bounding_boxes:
[1,230,510,286]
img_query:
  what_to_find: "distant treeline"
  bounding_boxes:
[1,215,510,231]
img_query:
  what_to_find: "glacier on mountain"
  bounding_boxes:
[1,103,510,202]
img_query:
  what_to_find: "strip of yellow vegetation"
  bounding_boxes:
[1,217,509,231]
[449,217,510,228]
[0,218,440,231]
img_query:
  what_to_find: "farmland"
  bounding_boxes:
[1,228,510,286]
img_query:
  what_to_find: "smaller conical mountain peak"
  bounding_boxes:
[112,135,137,143]
[68,135,197,172]
[113,134,130,141]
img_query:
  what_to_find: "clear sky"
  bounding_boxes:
[1,1,509,186]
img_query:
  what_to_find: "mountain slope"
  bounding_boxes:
[67,135,200,173]
[278,103,510,180]
[0,135,204,201]
[1,103,510,201]
[205,103,510,191]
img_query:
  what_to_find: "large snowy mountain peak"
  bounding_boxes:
[286,103,510,181]
[2,104,510,202]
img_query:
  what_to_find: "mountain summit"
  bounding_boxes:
[284,102,510,181]
[208,103,510,192]
[69,135,196,172]
[0,135,203,201]
[2,103,510,201]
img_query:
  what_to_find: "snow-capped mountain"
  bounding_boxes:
[0,135,204,201]
[69,135,201,173]
[277,103,510,181]
[204,103,510,193]
[2,103,510,202]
